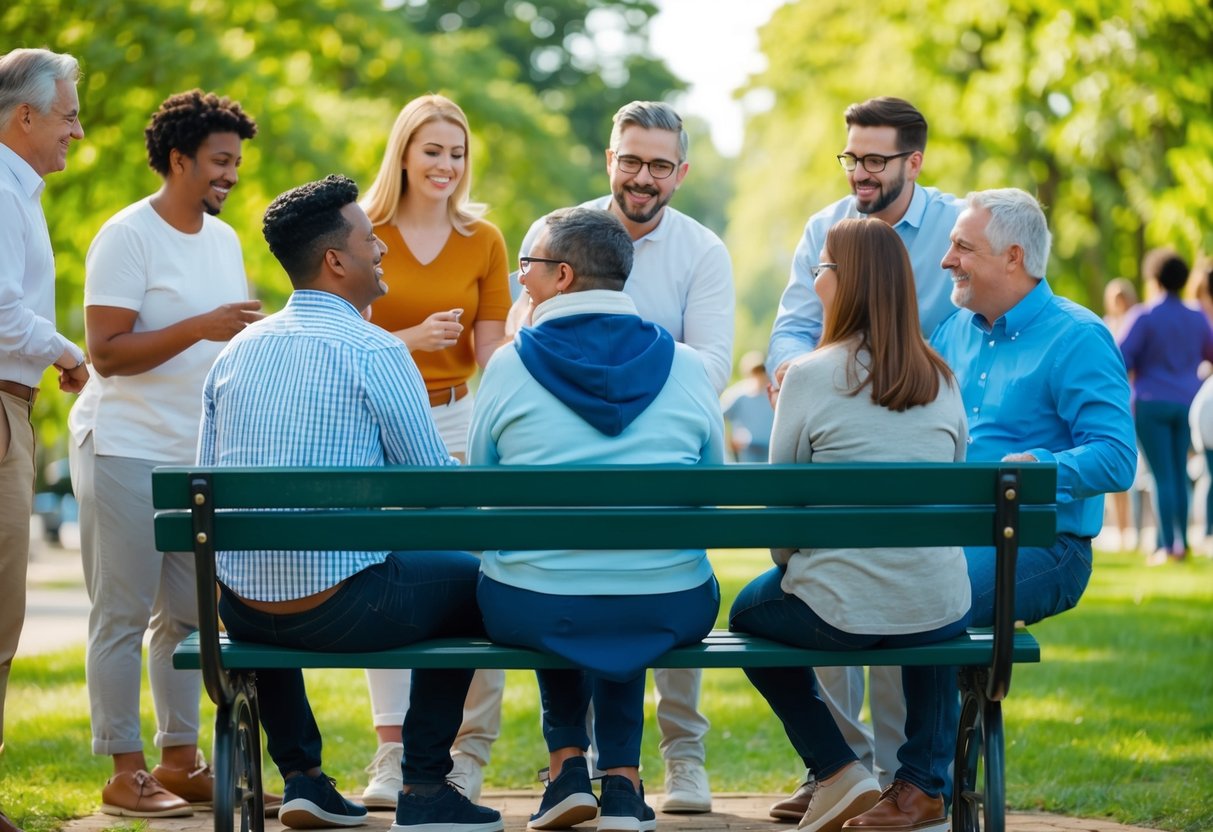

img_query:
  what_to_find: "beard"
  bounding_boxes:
[853,169,907,216]
[612,183,673,225]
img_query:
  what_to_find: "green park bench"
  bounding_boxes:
[152,463,1056,832]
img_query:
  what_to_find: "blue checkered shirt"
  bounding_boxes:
[199,289,457,600]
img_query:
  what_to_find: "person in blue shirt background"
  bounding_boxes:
[932,187,1137,626]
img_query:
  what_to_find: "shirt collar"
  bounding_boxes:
[0,141,46,200]
[890,183,928,230]
[968,278,1052,334]
[287,288,364,317]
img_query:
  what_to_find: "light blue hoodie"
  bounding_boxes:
[468,290,724,595]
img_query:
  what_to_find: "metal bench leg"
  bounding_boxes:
[213,676,265,832]
[953,669,1007,832]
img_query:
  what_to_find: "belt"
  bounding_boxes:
[428,382,469,408]
[0,380,38,404]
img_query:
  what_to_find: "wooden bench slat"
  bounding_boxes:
[151,463,1057,510]
[171,629,1040,672]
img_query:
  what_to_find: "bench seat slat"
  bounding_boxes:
[172,628,1040,672]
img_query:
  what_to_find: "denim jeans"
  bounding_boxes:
[477,575,719,769]
[728,567,968,796]
[964,532,1092,627]
[1135,399,1193,551]
[218,550,484,782]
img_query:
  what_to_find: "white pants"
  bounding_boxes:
[816,665,906,787]
[365,393,503,763]
[70,434,202,755]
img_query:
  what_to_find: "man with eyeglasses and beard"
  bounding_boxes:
[763,97,963,822]
[512,101,734,814]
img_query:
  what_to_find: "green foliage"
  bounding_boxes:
[729,0,1213,349]
[3,0,683,465]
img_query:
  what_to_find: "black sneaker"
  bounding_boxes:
[390,783,504,832]
[278,772,368,829]
[529,758,599,829]
[597,775,656,832]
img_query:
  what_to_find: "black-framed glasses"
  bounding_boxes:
[614,154,679,179]
[519,256,564,276]
[810,263,837,279]
[836,151,914,173]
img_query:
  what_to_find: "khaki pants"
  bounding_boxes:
[0,391,36,750]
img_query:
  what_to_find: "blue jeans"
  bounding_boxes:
[728,567,968,797]
[1135,399,1193,551]
[964,532,1092,627]
[1205,450,1213,536]
[218,550,483,782]
[477,575,718,768]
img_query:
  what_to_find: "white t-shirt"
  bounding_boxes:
[520,198,735,394]
[69,197,248,463]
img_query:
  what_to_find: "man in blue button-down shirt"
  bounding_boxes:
[766,97,962,394]
[932,188,1136,626]
[200,176,503,832]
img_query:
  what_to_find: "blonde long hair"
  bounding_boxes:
[361,94,486,236]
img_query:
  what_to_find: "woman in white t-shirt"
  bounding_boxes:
[67,92,264,818]
[729,218,969,832]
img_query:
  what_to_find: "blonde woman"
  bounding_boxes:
[358,94,510,806]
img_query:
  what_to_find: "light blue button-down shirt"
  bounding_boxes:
[199,289,458,601]
[767,184,963,373]
[931,279,1136,537]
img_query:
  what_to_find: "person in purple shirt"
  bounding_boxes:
[1118,249,1213,563]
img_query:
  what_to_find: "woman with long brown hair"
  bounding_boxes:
[730,218,969,832]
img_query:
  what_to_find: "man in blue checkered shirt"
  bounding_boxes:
[198,175,503,832]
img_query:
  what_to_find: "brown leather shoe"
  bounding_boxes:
[842,780,948,831]
[0,807,24,832]
[152,754,215,806]
[769,777,817,821]
[101,770,194,818]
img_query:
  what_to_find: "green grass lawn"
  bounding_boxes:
[1,548,1209,831]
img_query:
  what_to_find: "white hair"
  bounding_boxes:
[0,48,80,129]
[966,188,1052,279]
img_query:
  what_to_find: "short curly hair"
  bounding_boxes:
[263,174,360,285]
[144,89,257,175]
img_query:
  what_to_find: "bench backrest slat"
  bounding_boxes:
[152,463,1056,509]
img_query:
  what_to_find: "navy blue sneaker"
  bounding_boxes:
[529,758,598,829]
[390,783,503,832]
[279,772,368,829]
[597,775,655,832]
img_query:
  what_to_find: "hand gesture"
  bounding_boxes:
[197,300,265,341]
[57,361,90,393]
[403,309,464,352]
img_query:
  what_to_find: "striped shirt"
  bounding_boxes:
[199,289,457,601]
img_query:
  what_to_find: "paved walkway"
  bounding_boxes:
[25,536,1161,832]
[60,792,1160,832]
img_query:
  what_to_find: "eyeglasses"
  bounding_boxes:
[519,256,564,276]
[614,154,679,179]
[810,263,837,279]
[836,151,914,173]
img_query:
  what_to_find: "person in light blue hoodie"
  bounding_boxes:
[469,207,724,832]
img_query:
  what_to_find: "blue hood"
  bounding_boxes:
[517,312,676,436]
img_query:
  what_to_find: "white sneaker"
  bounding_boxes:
[361,742,403,809]
[448,751,484,804]
[660,759,711,814]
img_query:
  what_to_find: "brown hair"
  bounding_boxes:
[843,97,927,152]
[821,218,954,411]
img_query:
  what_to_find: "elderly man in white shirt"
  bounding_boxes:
[0,52,87,828]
